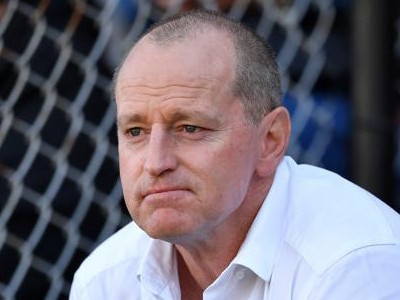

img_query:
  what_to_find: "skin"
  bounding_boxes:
[115,29,291,297]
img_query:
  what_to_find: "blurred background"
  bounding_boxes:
[0,0,399,298]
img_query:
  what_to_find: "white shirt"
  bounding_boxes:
[70,157,400,299]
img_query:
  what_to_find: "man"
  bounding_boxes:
[70,10,400,299]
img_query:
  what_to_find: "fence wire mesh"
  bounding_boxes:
[0,0,395,299]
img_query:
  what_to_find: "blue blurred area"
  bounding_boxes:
[117,0,139,24]
[284,92,351,178]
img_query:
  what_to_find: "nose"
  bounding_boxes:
[144,125,178,177]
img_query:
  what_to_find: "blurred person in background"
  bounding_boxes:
[70,9,400,300]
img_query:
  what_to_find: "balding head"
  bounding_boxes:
[115,10,282,125]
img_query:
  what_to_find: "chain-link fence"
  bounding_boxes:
[0,0,397,299]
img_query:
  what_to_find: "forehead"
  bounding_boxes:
[117,30,235,91]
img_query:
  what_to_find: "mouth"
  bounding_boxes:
[142,187,191,203]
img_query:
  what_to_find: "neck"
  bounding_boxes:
[175,177,271,291]
[174,179,272,299]
[175,233,242,289]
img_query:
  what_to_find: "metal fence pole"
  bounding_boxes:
[351,0,397,208]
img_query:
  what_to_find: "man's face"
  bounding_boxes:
[115,32,265,244]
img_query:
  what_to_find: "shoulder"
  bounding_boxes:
[281,157,400,274]
[71,221,151,292]
[308,243,400,299]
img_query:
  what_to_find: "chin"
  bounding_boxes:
[145,224,199,245]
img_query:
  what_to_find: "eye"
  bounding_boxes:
[129,127,142,137]
[183,125,199,133]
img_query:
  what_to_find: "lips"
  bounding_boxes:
[141,187,191,203]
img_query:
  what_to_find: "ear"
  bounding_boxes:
[256,107,291,178]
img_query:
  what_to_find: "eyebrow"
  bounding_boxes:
[116,113,144,128]
[116,108,221,128]
[169,109,209,122]
[167,107,223,127]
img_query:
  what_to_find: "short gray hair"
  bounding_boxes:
[120,10,282,125]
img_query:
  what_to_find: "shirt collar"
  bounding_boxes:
[137,238,178,295]
[232,158,290,282]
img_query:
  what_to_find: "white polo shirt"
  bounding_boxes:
[70,156,400,299]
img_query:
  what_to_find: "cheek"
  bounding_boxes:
[118,148,141,196]
[216,138,256,174]
[221,139,258,186]
[192,140,256,198]
[119,153,144,221]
